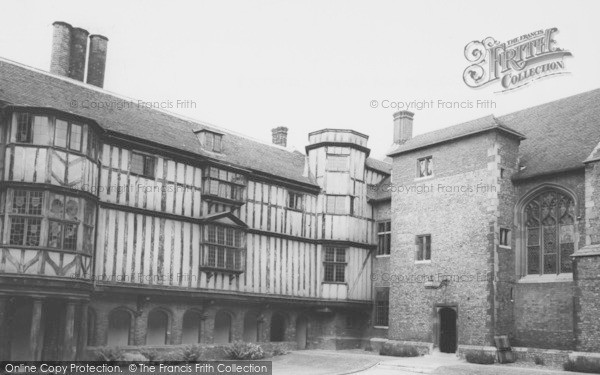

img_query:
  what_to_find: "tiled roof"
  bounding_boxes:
[387,115,526,156]
[387,89,600,180]
[0,59,315,187]
[498,89,600,179]
[366,176,391,202]
[365,157,391,174]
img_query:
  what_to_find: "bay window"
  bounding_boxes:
[203,167,246,202]
[5,189,96,252]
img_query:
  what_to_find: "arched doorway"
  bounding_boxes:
[439,307,457,353]
[107,309,131,347]
[146,309,169,345]
[214,311,232,344]
[243,312,259,342]
[270,313,286,342]
[182,310,202,344]
[295,315,308,349]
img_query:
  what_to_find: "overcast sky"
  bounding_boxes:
[1,0,599,159]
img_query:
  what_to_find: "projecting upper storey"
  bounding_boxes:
[387,89,600,180]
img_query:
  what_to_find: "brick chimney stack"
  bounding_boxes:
[272,127,288,147]
[86,34,109,88]
[69,27,89,81]
[393,111,414,144]
[49,21,108,88]
[50,21,73,77]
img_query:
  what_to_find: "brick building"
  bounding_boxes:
[382,92,600,353]
[0,22,599,361]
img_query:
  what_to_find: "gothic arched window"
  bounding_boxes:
[524,190,576,275]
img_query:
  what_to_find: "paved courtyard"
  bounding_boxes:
[271,350,591,375]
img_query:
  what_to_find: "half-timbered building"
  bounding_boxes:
[0,22,391,360]
[1,21,600,362]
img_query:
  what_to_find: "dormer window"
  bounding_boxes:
[196,130,223,153]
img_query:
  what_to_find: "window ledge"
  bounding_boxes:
[415,260,431,265]
[498,245,512,250]
[518,273,573,284]
[376,254,390,258]
[321,281,348,285]
[373,326,389,329]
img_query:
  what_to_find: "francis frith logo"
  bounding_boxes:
[463,28,572,92]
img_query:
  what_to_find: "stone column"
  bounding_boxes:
[29,298,43,360]
[133,312,146,346]
[171,309,184,345]
[63,301,77,360]
[0,296,10,360]
[77,302,89,360]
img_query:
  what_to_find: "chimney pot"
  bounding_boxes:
[87,34,109,88]
[271,126,288,147]
[50,21,73,77]
[68,27,89,81]
[393,110,414,144]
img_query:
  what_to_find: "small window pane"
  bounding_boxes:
[54,120,69,148]
[335,265,345,282]
[64,223,78,250]
[32,116,49,144]
[205,133,214,150]
[9,217,26,245]
[12,191,28,214]
[214,135,222,152]
[16,113,33,143]
[70,124,82,151]
[49,194,65,218]
[207,225,216,243]
[25,219,41,246]
[48,221,63,248]
[527,246,540,274]
[131,153,144,175]
[144,156,155,178]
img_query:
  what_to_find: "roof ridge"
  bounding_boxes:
[497,87,600,120]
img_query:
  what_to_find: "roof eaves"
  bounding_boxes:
[387,123,527,157]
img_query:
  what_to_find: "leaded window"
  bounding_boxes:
[374,287,389,326]
[131,152,155,178]
[525,190,575,275]
[324,247,346,282]
[9,190,43,246]
[6,189,95,251]
[416,235,431,261]
[377,221,391,255]
[202,167,245,202]
[202,224,244,272]
[417,156,433,177]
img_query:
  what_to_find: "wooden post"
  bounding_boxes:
[63,302,76,360]
[0,296,9,360]
[77,302,89,360]
[29,298,43,360]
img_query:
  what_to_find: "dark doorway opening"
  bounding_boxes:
[270,313,286,342]
[439,307,457,353]
[295,315,308,349]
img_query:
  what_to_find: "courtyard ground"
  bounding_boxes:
[270,349,592,375]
